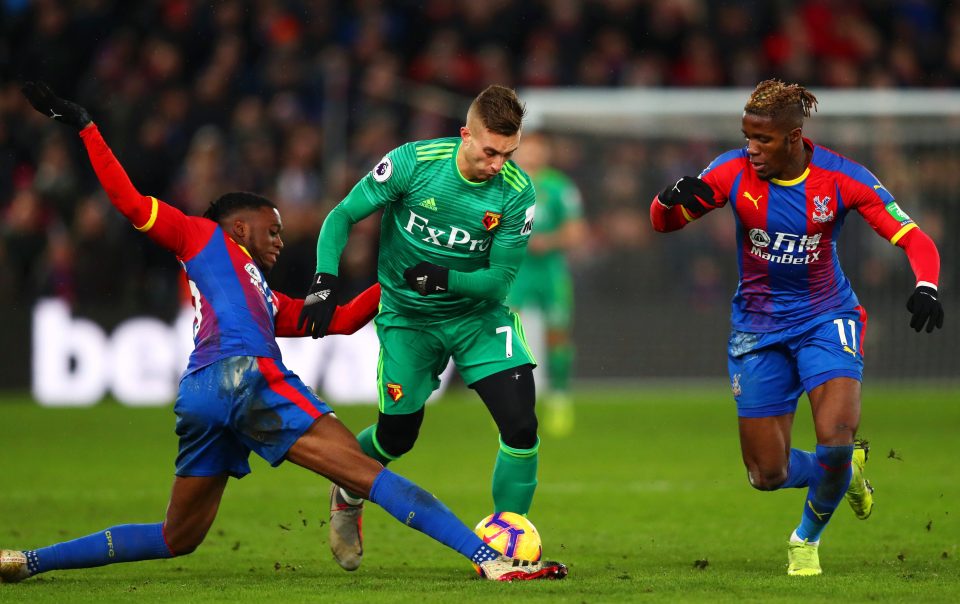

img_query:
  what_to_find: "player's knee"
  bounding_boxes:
[499,413,538,450]
[375,410,424,458]
[171,541,201,556]
[162,524,206,556]
[746,467,788,491]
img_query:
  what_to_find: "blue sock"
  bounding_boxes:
[368,469,499,565]
[781,448,817,489]
[796,444,854,542]
[25,523,174,575]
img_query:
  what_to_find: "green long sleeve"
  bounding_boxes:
[447,242,526,301]
[315,186,381,274]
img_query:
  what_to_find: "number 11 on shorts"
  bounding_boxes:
[833,318,858,356]
[496,325,513,358]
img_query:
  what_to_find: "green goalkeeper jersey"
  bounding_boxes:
[316,137,536,320]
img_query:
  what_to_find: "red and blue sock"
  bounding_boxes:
[781,448,817,488]
[795,444,854,542]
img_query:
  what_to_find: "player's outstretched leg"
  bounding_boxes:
[329,483,364,571]
[1,475,226,583]
[287,418,567,580]
[0,524,174,583]
[367,468,566,582]
[845,438,874,520]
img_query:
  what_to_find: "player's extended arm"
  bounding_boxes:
[403,242,525,301]
[650,176,716,232]
[275,283,381,337]
[22,82,195,255]
[314,189,380,273]
[858,195,943,332]
[897,228,944,332]
[78,126,195,253]
[299,187,381,338]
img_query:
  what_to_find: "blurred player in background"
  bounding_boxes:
[508,131,587,438]
[298,85,541,572]
[1,82,567,584]
[650,79,943,576]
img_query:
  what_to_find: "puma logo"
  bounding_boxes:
[743,191,763,209]
[807,500,831,521]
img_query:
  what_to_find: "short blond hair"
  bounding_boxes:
[468,85,526,136]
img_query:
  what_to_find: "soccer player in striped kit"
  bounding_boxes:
[2,82,567,584]
[650,80,943,576]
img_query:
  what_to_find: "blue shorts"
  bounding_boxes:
[174,356,332,477]
[727,308,866,418]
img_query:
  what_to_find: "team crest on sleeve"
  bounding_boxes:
[482,211,502,231]
[520,206,535,235]
[372,155,393,183]
[386,383,404,401]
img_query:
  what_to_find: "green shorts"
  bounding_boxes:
[375,304,536,414]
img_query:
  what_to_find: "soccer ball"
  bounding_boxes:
[473,512,542,568]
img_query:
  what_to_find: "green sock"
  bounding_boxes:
[356,424,396,466]
[345,425,398,500]
[492,437,539,514]
[547,343,573,393]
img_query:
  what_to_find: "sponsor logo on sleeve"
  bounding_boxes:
[885,201,912,224]
[372,155,393,183]
[520,206,535,235]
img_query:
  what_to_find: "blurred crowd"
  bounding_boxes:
[1,0,958,318]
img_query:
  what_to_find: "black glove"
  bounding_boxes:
[297,272,340,338]
[657,176,715,217]
[21,81,92,130]
[403,262,449,296]
[906,285,944,333]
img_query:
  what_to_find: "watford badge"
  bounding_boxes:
[386,383,404,402]
[482,211,502,231]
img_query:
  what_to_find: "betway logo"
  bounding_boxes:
[404,210,491,251]
[749,229,822,264]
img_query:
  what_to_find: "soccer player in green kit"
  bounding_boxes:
[508,132,587,438]
[297,85,541,571]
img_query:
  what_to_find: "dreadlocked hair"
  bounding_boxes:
[744,79,818,122]
[202,191,276,222]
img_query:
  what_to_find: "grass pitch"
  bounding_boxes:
[1,384,957,603]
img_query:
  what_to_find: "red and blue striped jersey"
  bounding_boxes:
[79,125,379,376]
[177,219,287,373]
[693,139,917,332]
